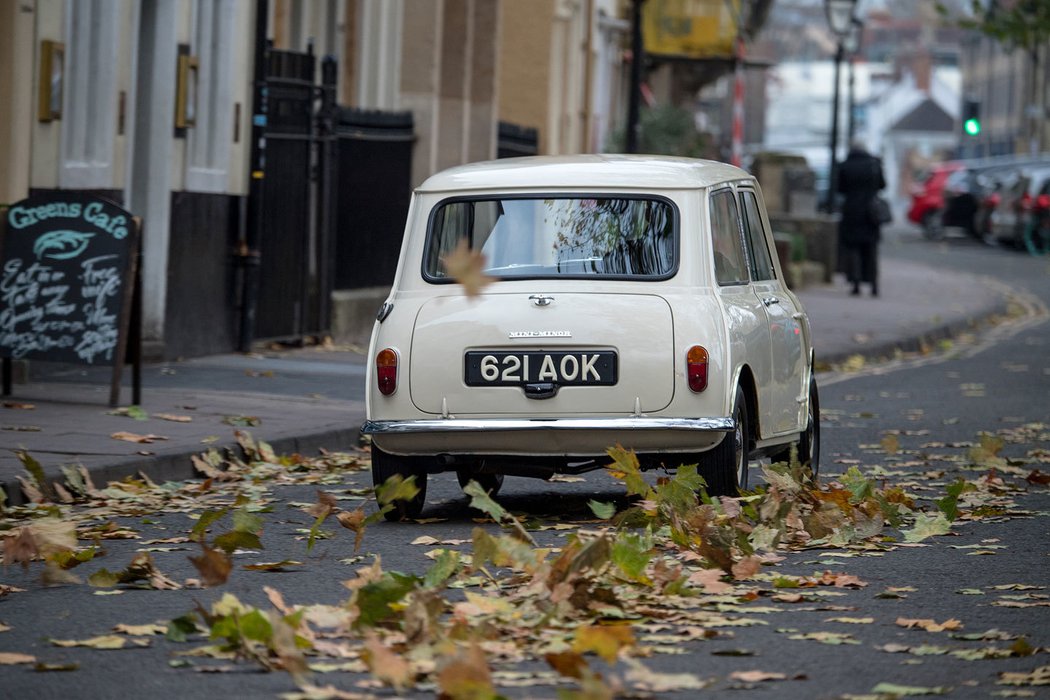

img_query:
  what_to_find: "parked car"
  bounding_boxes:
[907,162,962,238]
[991,164,1050,253]
[362,155,819,519]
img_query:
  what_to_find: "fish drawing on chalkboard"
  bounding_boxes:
[33,230,96,260]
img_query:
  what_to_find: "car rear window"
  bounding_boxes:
[424,196,677,280]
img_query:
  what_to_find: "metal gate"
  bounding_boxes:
[334,108,414,290]
[252,46,337,342]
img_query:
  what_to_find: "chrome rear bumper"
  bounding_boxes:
[362,416,734,435]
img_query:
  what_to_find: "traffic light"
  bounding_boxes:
[963,99,981,136]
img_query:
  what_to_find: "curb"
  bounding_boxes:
[2,425,364,508]
[815,296,1013,369]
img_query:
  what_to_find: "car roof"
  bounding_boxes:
[416,155,752,193]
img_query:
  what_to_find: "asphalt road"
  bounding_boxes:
[1,230,1048,699]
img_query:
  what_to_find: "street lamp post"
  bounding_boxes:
[845,17,863,147]
[824,0,858,213]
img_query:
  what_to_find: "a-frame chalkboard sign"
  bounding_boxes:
[1,192,142,407]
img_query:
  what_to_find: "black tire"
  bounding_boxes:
[922,210,944,240]
[798,375,821,478]
[705,385,749,496]
[371,444,428,522]
[456,468,504,497]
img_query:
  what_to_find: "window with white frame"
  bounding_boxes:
[185,0,235,193]
[60,0,120,189]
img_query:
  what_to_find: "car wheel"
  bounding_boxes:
[456,468,504,497]
[797,375,821,478]
[922,210,944,240]
[370,444,428,522]
[705,385,749,496]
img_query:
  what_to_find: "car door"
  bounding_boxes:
[738,188,806,435]
[708,189,773,420]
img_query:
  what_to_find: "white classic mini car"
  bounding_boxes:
[363,155,819,519]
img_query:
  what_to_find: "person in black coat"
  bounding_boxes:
[837,142,887,296]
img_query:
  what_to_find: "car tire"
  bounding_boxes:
[705,385,749,496]
[371,445,428,522]
[456,468,504,497]
[922,210,944,240]
[797,375,821,478]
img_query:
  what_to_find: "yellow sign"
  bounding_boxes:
[642,0,740,59]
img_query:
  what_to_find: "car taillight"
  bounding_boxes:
[686,345,709,393]
[985,193,1000,208]
[1037,194,1050,211]
[376,348,398,396]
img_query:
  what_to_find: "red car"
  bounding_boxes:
[907,162,963,237]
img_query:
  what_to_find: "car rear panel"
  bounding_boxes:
[409,291,675,415]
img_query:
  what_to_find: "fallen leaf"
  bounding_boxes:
[154,413,193,423]
[112,623,168,636]
[360,633,412,692]
[871,681,949,695]
[826,616,874,624]
[0,652,35,664]
[188,545,232,587]
[1025,470,1050,486]
[896,617,963,633]
[34,661,79,672]
[222,415,260,427]
[437,642,495,699]
[51,634,135,649]
[574,624,634,663]
[111,432,168,444]
[688,568,733,594]
[730,670,788,683]
[242,560,304,572]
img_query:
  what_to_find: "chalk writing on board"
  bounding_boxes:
[1,194,137,368]
[1,252,121,362]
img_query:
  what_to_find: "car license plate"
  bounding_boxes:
[464,351,617,386]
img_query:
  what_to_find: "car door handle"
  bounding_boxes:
[762,296,780,307]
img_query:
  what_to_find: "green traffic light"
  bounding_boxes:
[964,118,981,136]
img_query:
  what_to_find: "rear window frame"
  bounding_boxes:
[420,192,681,284]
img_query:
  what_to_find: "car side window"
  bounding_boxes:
[709,190,748,286]
[740,191,776,281]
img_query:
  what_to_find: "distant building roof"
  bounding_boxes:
[891,98,954,133]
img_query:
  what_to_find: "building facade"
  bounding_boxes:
[1,0,634,358]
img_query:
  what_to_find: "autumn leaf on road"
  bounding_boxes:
[903,512,952,542]
[574,624,635,663]
[441,238,493,297]
[437,642,495,699]
[188,544,233,587]
[111,432,168,444]
[361,632,413,692]
[154,413,193,423]
[730,670,788,683]
[0,652,36,665]
[897,617,963,633]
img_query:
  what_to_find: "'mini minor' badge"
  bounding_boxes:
[508,330,572,339]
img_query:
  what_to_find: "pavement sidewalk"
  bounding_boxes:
[0,253,1008,507]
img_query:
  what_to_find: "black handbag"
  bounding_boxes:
[870,195,892,225]
[868,158,891,225]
